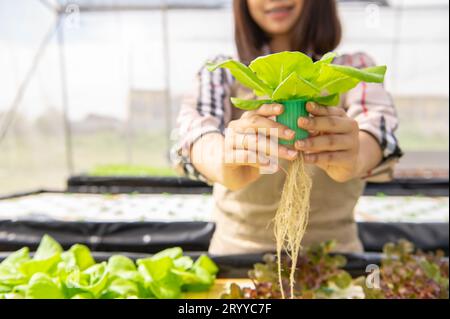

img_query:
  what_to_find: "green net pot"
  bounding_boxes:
[276,99,310,145]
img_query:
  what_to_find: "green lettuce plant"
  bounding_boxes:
[209,52,388,298]
[0,235,219,299]
[207,51,386,110]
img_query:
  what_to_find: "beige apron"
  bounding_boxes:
[208,84,365,255]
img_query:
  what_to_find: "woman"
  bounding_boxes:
[172,0,402,255]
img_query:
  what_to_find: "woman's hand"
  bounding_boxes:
[220,103,299,190]
[295,102,362,183]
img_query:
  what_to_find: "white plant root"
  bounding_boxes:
[274,154,312,299]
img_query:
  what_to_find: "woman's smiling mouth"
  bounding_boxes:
[265,5,295,21]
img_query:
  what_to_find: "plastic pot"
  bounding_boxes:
[276,99,310,145]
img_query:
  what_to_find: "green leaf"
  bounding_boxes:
[114,270,144,283]
[104,278,140,299]
[137,263,150,281]
[137,257,173,282]
[316,52,337,65]
[107,255,136,274]
[172,269,200,285]
[272,72,320,101]
[315,64,386,96]
[137,257,182,299]
[0,284,12,293]
[222,283,244,299]
[12,284,28,295]
[20,236,62,277]
[71,292,94,299]
[0,248,30,286]
[0,271,27,287]
[151,247,183,261]
[313,94,340,106]
[148,276,181,299]
[61,244,95,271]
[107,256,145,296]
[328,64,386,83]
[174,256,194,270]
[420,260,442,283]
[0,247,30,268]
[193,255,219,276]
[1,293,25,299]
[66,263,109,298]
[314,65,360,95]
[34,234,63,260]
[19,253,61,277]
[330,272,353,289]
[249,51,315,88]
[207,60,273,97]
[230,98,272,110]
[25,273,65,299]
[180,267,215,292]
[137,256,182,299]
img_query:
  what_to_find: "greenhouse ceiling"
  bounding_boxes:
[41,0,392,12]
[39,0,450,12]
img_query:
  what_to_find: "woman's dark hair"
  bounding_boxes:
[233,0,342,64]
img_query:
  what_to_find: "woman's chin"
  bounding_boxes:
[267,24,295,37]
[264,18,298,36]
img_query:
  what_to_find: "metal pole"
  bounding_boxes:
[391,0,404,93]
[162,0,172,160]
[56,14,74,174]
[38,0,60,13]
[125,15,133,165]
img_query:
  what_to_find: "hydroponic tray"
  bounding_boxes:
[1,192,447,224]
[0,192,215,253]
[67,175,449,197]
[0,192,448,254]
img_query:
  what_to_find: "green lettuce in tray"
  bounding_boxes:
[0,235,218,299]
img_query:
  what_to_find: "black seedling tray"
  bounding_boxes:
[0,218,447,256]
[67,175,449,197]
[0,190,448,255]
[0,220,215,253]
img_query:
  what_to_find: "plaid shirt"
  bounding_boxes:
[171,52,403,184]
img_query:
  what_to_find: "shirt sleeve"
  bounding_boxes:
[170,56,233,184]
[339,52,403,182]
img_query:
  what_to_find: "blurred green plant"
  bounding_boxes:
[222,240,449,299]
[89,164,177,177]
[223,241,364,299]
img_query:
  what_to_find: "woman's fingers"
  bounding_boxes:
[224,150,279,172]
[294,134,356,153]
[229,114,295,141]
[298,116,358,134]
[225,149,268,168]
[303,151,354,166]
[241,103,284,118]
[306,102,346,117]
[233,133,298,161]
[255,103,284,117]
